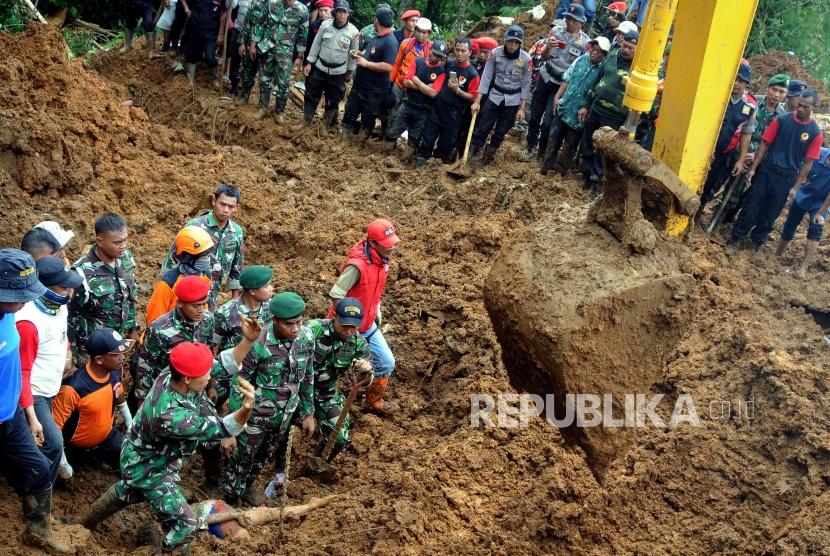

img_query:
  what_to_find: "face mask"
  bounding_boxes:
[193,257,211,274]
[43,288,71,306]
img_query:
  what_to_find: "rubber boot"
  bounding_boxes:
[255,90,271,119]
[22,490,73,554]
[80,484,128,530]
[211,67,221,90]
[365,376,388,410]
[300,105,315,128]
[186,63,196,87]
[380,139,396,152]
[274,96,287,124]
[146,31,156,59]
[241,482,262,507]
[323,108,337,129]
[121,29,133,53]
[341,126,355,142]
[479,145,498,167]
[200,449,222,497]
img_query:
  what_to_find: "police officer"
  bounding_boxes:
[303,0,360,129]
[469,25,532,167]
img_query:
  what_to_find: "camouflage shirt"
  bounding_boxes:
[161,211,245,310]
[238,0,265,45]
[212,296,271,352]
[307,318,370,402]
[68,247,137,354]
[250,0,309,56]
[135,309,215,401]
[120,372,242,490]
[223,322,314,433]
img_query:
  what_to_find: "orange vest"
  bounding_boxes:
[390,38,432,89]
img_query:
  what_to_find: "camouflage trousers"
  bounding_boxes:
[115,479,201,551]
[258,48,294,109]
[238,50,261,97]
[222,410,290,498]
[315,390,350,447]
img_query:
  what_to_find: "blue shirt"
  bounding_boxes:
[795,148,830,214]
[627,0,650,27]
[0,313,22,423]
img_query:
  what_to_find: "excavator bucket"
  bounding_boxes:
[484,129,699,479]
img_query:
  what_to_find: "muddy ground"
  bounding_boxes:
[2,25,830,555]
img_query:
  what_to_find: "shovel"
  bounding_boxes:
[706,173,744,234]
[303,379,360,481]
[447,110,478,179]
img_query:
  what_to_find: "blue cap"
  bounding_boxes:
[623,30,640,44]
[0,248,47,303]
[737,63,752,84]
[504,24,525,45]
[36,256,84,290]
[334,297,364,327]
[787,79,807,97]
[565,4,587,22]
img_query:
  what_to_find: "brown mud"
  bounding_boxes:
[1,25,830,555]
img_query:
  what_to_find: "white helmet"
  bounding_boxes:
[415,17,432,31]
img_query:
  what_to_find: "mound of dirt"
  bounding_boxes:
[747,50,830,111]
[1,23,830,555]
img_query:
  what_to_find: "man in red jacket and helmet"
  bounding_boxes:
[329,219,400,411]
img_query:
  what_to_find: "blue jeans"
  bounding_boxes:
[360,323,395,378]
[781,202,827,241]
[0,407,51,495]
[33,395,62,485]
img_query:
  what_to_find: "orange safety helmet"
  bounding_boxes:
[174,226,214,256]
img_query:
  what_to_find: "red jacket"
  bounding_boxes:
[329,239,389,332]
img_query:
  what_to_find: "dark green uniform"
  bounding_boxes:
[68,247,137,361]
[211,296,270,404]
[114,371,243,551]
[161,211,245,311]
[219,322,314,498]
[134,309,215,403]
[307,318,370,447]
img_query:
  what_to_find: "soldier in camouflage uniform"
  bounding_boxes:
[68,213,138,364]
[161,184,245,311]
[306,297,372,462]
[134,276,215,405]
[80,338,260,553]
[236,0,266,103]
[244,0,309,122]
[218,291,316,505]
[210,265,273,406]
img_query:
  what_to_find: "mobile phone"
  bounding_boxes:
[349,49,361,57]
[449,71,458,80]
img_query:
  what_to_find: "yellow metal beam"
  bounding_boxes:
[624,0,678,114]
[652,0,759,236]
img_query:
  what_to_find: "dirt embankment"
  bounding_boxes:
[748,50,830,111]
[1,24,830,555]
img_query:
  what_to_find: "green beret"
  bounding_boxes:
[269,291,305,319]
[768,73,790,87]
[239,265,273,289]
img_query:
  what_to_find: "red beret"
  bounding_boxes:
[173,275,210,303]
[401,9,420,20]
[476,37,498,51]
[170,342,214,378]
[316,0,334,8]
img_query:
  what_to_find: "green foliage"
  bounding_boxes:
[0,2,26,33]
[747,0,830,86]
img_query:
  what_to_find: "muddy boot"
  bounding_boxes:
[519,146,536,162]
[380,139,396,152]
[237,82,252,105]
[146,31,156,59]
[22,490,73,554]
[186,63,196,87]
[341,126,355,142]
[415,156,426,168]
[323,108,338,129]
[255,90,271,119]
[354,128,368,143]
[241,482,262,507]
[211,67,221,90]
[121,29,134,53]
[479,145,498,167]
[80,484,128,530]
[365,376,388,411]
[200,450,222,497]
[274,97,287,124]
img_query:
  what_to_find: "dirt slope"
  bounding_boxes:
[1,25,830,555]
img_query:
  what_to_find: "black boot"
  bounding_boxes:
[255,89,271,119]
[479,145,498,167]
[274,96,288,123]
[237,82,253,105]
[323,108,338,128]
[241,482,262,507]
[200,449,222,496]
[22,490,73,554]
